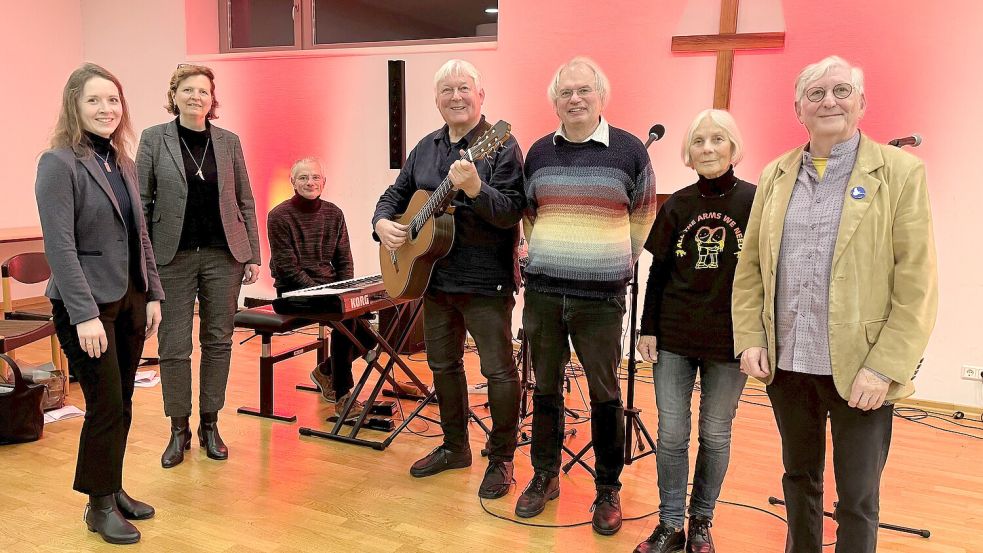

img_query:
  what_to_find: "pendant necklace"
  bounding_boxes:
[180,137,210,180]
[94,150,113,173]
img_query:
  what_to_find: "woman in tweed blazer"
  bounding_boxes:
[37,63,163,545]
[137,64,261,468]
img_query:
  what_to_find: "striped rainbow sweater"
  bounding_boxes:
[523,126,656,298]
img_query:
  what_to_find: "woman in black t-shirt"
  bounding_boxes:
[633,109,755,553]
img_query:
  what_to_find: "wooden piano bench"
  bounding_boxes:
[233,305,329,423]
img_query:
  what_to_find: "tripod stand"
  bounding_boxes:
[562,262,658,475]
[511,327,584,459]
[768,497,931,538]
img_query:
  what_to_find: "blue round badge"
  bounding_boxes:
[850,186,866,200]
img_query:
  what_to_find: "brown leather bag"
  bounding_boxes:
[0,353,45,444]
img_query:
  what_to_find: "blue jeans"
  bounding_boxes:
[653,350,747,527]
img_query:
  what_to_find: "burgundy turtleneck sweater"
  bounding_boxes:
[267,194,354,293]
[640,167,757,360]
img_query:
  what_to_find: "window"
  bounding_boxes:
[219,0,498,53]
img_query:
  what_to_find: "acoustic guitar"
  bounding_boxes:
[379,120,512,300]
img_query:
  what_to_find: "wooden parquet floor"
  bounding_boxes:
[1,320,981,552]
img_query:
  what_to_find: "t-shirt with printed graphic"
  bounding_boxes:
[641,167,756,360]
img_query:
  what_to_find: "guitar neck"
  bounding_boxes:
[409,171,461,233]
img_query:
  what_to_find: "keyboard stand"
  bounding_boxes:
[299,299,435,450]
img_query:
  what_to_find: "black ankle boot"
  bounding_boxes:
[198,411,228,460]
[114,489,155,520]
[161,416,191,468]
[85,494,140,545]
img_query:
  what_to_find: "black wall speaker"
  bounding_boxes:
[388,59,406,169]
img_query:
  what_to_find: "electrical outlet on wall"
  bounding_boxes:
[961,365,983,381]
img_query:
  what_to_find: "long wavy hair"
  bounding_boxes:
[50,63,135,167]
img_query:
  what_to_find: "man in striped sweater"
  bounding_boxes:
[515,57,657,536]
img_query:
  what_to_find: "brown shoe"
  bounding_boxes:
[590,488,622,535]
[478,460,514,499]
[409,446,472,477]
[310,368,336,402]
[514,472,560,518]
[335,392,364,419]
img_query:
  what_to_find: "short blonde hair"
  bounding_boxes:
[681,109,745,168]
[794,55,865,106]
[547,56,610,107]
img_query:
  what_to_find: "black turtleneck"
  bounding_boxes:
[640,167,757,360]
[695,166,738,197]
[85,131,135,233]
[175,118,225,251]
[85,131,141,278]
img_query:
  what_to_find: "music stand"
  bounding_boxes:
[562,261,658,475]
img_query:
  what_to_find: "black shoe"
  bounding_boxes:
[687,516,714,553]
[478,460,514,499]
[590,488,622,535]
[161,416,191,468]
[409,446,472,477]
[514,472,560,518]
[113,490,155,520]
[198,412,228,460]
[84,494,140,545]
[635,523,686,553]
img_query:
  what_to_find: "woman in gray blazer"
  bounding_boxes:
[36,63,164,545]
[137,64,261,468]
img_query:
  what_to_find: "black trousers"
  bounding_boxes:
[52,281,147,496]
[321,318,378,397]
[423,291,520,462]
[523,290,626,490]
[767,368,893,553]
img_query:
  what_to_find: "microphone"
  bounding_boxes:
[888,133,922,148]
[644,124,666,148]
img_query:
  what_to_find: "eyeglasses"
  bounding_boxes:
[294,175,323,183]
[558,86,596,100]
[805,83,854,103]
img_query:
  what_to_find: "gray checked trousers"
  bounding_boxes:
[157,246,244,417]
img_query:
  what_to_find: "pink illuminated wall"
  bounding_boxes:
[5,0,982,406]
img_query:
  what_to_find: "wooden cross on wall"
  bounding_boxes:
[671,0,785,109]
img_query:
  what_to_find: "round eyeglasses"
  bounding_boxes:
[805,83,854,103]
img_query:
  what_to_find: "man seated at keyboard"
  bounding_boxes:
[268,157,375,417]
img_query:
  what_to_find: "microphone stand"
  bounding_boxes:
[768,497,931,539]
[563,125,663,475]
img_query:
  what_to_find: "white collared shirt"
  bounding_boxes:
[553,117,610,146]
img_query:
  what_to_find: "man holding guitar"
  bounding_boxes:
[372,59,525,500]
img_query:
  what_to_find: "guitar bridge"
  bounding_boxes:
[390,251,399,272]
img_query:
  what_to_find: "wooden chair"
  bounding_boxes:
[1,253,66,392]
